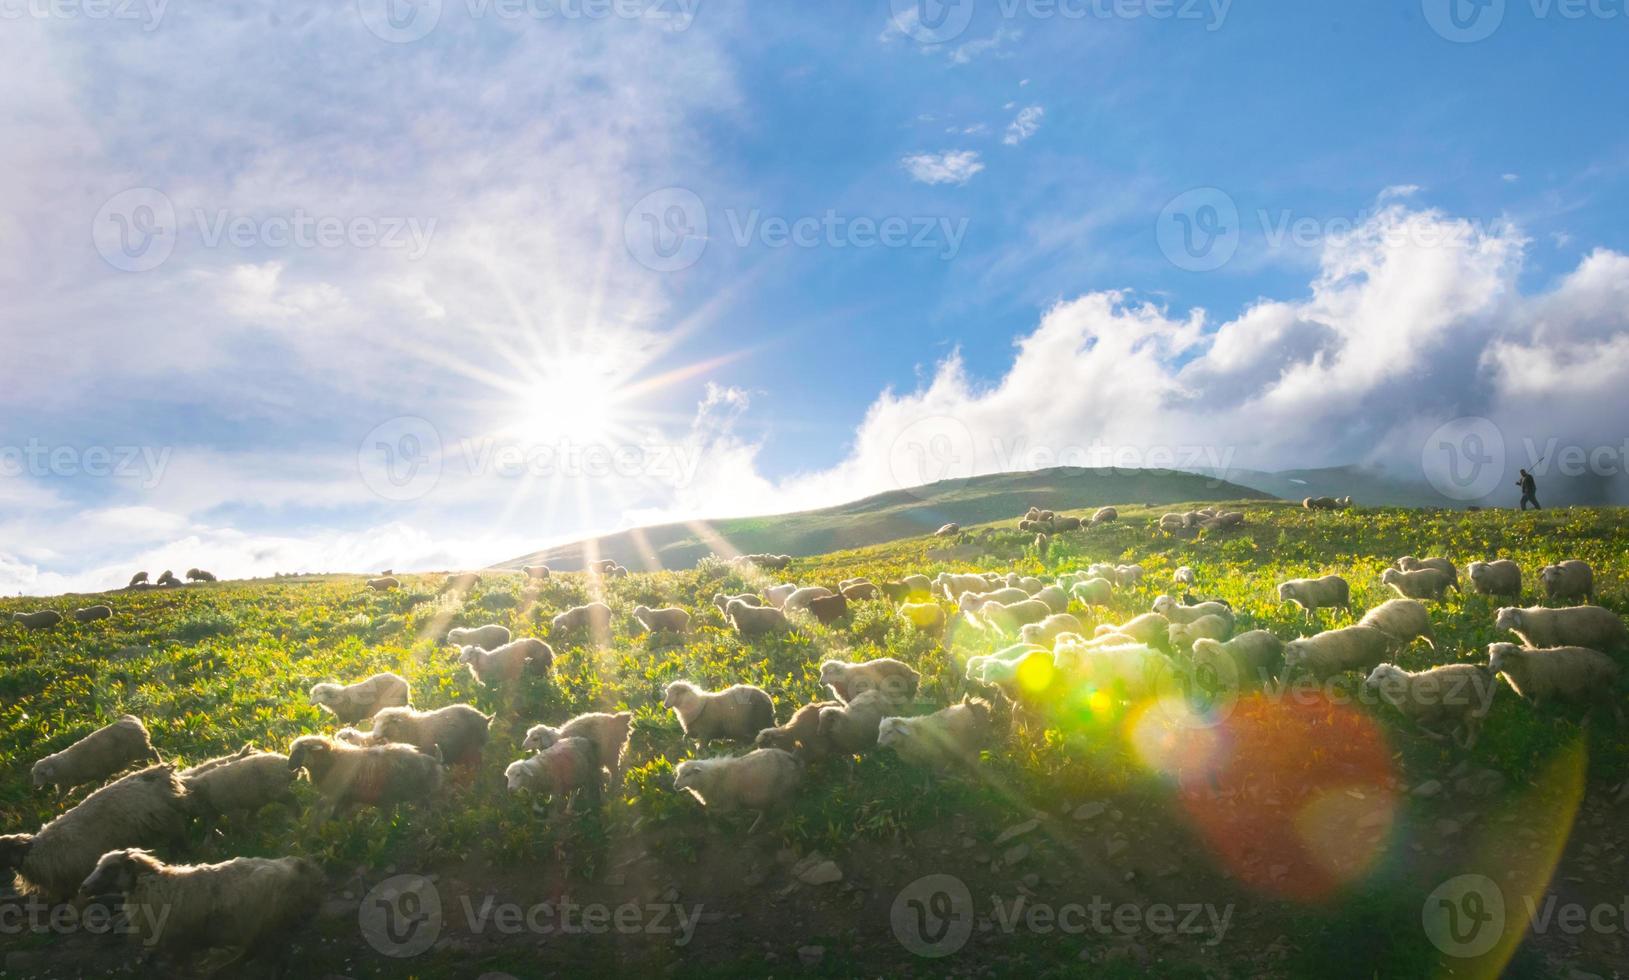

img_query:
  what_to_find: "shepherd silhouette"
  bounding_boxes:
[1517,469,1540,511]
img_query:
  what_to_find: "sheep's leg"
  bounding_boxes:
[747,810,765,834]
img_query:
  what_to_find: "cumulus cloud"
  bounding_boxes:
[901,150,985,186]
[1003,105,1044,146]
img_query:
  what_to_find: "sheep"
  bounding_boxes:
[155,570,181,587]
[1280,626,1396,683]
[816,690,892,755]
[937,572,990,601]
[551,602,613,638]
[1381,567,1457,601]
[1276,576,1352,622]
[1396,556,1459,588]
[179,746,296,817]
[934,522,961,537]
[1019,613,1085,648]
[1190,631,1283,689]
[1095,612,1169,647]
[0,765,192,902]
[366,576,400,592]
[1467,559,1523,597]
[32,715,161,793]
[727,598,790,636]
[77,848,324,952]
[964,643,1049,686]
[897,602,946,631]
[840,582,880,602]
[1486,642,1622,717]
[977,598,1052,634]
[1174,566,1196,588]
[446,623,512,650]
[1364,663,1496,748]
[1495,605,1628,652]
[763,584,799,608]
[1303,496,1339,510]
[713,591,762,610]
[1168,614,1232,652]
[505,737,601,807]
[439,571,482,593]
[736,553,792,571]
[1054,639,1174,702]
[1115,564,1146,588]
[880,575,933,602]
[664,681,775,744]
[1091,506,1118,524]
[783,586,835,612]
[308,672,411,725]
[673,748,801,829]
[819,658,921,704]
[184,568,217,583]
[11,610,62,629]
[1540,560,1595,603]
[370,704,492,766]
[633,605,691,635]
[127,571,149,588]
[286,735,445,810]
[458,638,554,685]
[523,564,551,580]
[1152,594,1235,630]
[1201,511,1246,531]
[71,604,113,624]
[877,699,991,770]
[1357,599,1437,649]
[755,700,842,758]
[1033,585,1068,614]
[523,711,633,785]
[806,593,850,625]
[1070,577,1114,607]
[959,587,1030,613]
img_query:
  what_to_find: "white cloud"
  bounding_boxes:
[1003,105,1044,146]
[949,27,1021,65]
[901,150,985,186]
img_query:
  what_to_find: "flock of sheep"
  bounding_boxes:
[3,515,1625,964]
[10,569,218,631]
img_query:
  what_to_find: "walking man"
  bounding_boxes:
[1517,469,1540,510]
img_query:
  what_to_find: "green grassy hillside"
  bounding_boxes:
[2,502,1626,977]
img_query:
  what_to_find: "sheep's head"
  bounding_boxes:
[522,724,559,753]
[456,646,481,667]
[756,726,795,750]
[1281,643,1308,674]
[633,605,651,619]
[29,759,55,789]
[1396,556,1420,571]
[79,849,162,901]
[286,736,331,773]
[1363,663,1407,696]
[1487,642,1520,673]
[662,682,696,710]
[1151,595,1176,615]
[371,708,411,741]
[876,717,914,751]
[504,758,535,794]
[817,661,845,687]
[1494,607,1522,632]
[1380,569,1401,586]
[1540,566,1561,587]
[308,683,341,707]
[0,834,34,871]
[672,761,705,796]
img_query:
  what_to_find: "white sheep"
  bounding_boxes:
[1152,595,1235,630]
[127,572,149,588]
[755,700,842,758]
[522,711,633,786]
[1281,626,1396,682]
[977,598,1053,633]
[814,690,893,755]
[366,576,400,592]
[523,564,552,580]
[551,602,613,639]
[1091,506,1118,524]
[1190,632,1283,689]
[11,610,62,629]
[664,681,775,743]
[458,638,553,686]
[505,737,602,806]
[72,605,113,624]
[1115,564,1146,588]
[1276,576,1352,622]
[934,522,961,537]
[1356,599,1437,650]
[1381,567,1456,601]
[1540,560,1595,603]
[633,605,691,634]
[1174,566,1196,588]
[713,591,761,610]
[1019,613,1085,648]
[370,704,492,766]
[762,583,799,608]
[0,765,192,902]
[1364,663,1496,748]
[446,623,512,650]
[1467,560,1522,597]
[783,586,835,612]
[1487,643,1622,718]
[1396,556,1459,588]
[727,598,790,636]
[937,572,990,601]
[1070,578,1114,607]
[184,568,218,583]
[897,602,946,631]
[673,748,802,830]
[959,587,1029,613]
[818,658,920,704]
[1168,614,1231,652]
[1095,612,1169,647]
[1495,605,1628,651]
[1033,585,1068,614]
[77,848,323,951]
[179,745,296,817]
[877,699,991,770]
[286,735,445,811]
[31,715,161,793]
[1053,639,1171,702]
[308,672,411,725]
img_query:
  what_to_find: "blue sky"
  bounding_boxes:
[4,0,1629,592]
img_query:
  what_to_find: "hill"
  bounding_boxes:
[495,466,1272,572]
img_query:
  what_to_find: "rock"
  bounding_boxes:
[1073,801,1108,822]
[1436,819,1463,837]
[1412,780,1444,798]
[1002,843,1031,866]
[793,855,843,886]
[1455,770,1505,798]
[318,898,359,920]
[1105,838,1129,860]
[796,946,825,967]
[994,818,1041,846]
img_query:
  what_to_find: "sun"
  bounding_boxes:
[506,356,626,446]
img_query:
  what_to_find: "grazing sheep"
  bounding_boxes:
[735,553,792,571]
[816,690,892,755]
[1357,599,1437,649]
[551,602,613,638]
[1174,566,1196,588]
[370,705,491,766]
[1096,612,1170,647]
[1055,639,1174,702]
[1303,496,1340,511]
[523,711,633,785]
[77,848,323,952]
[1033,585,1068,614]
[1153,595,1235,630]
[1168,614,1232,652]
[880,575,933,602]
[964,643,1049,687]
[0,766,192,902]
[523,564,551,580]
[1381,567,1456,601]
[819,658,921,704]
[763,584,799,608]
[959,587,1030,613]
[1540,560,1595,603]
[71,605,113,624]
[308,672,411,725]
[446,623,512,650]
[783,586,835,612]
[755,701,842,758]
[727,598,790,636]
[179,746,296,817]
[127,572,149,588]
[1276,576,1353,622]
[897,602,946,631]
[184,568,217,583]
[1396,556,1459,588]
[1091,506,1118,524]
[1281,626,1396,683]
[633,605,691,634]
[505,737,601,806]
[664,681,775,744]
[32,715,161,793]
[1467,559,1523,597]
[1190,631,1284,688]
[459,638,553,685]
[673,748,801,829]
[1115,564,1146,588]
[935,522,961,537]
[1364,663,1495,748]
[1488,643,1623,718]
[1495,605,1628,651]
[937,572,991,601]
[977,598,1053,633]
[439,572,482,593]
[155,570,181,587]
[877,699,991,770]
[841,581,880,601]
[806,593,850,625]
[1070,578,1114,607]
[1202,511,1246,531]
[1020,613,1085,648]
[713,592,762,610]
[286,736,445,810]
[366,576,400,592]
[11,610,62,630]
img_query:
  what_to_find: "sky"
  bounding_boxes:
[4,0,1629,594]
